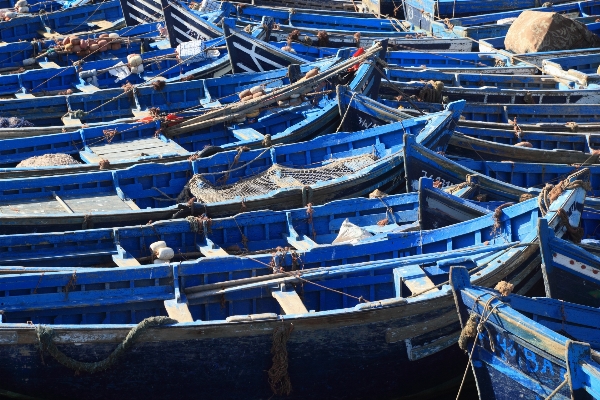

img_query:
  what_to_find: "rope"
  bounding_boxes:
[538,175,591,216]
[268,323,294,396]
[334,91,356,132]
[456,295,503,399]
[544,374,569,400]
[557,208,584,243]
[36,316,177,373]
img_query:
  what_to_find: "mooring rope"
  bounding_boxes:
[36,316,177,373]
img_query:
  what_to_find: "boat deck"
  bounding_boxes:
[84,137,188,163]
[0,192,137,215]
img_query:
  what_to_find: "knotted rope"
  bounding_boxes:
[36,316,177,374]
[456,295,504,399]
[538,177,590,216]
[557,208,584,243]
[268,323,294,396]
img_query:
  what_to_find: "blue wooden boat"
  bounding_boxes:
[480,37,600,68]
[0,22,164,71]
[451,267,600,400]
[428,0,600,38]
[119,0,163,26]
[539,217,600,307]
[0,177,498,268]
[401,0,579,32]
[0,170,586,399]
[0,0,124,42]
[0,245,526,399]
[340,89,600,164]
[387,68,575,90]
[239,0,357,11]
[0,55,338,137]
[0,100,461,232]
[386,100,600,124]
[446,124,600,162]
[382,79,600,105]
[0,39,231,99]
[223,23,314,74]
[0,48,343,127]
[543,52,600,88]
[401,132,600,209]
[167,0,475,51]
[273,41,535,73]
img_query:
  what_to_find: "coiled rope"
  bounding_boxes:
[36,316,177,373]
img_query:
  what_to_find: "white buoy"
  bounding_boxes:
[149,240,167,252]
[127,54,143,67]
[156,247,174,261]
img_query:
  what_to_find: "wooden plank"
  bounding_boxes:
[198,240,229,257]
[62,116,83,126]
[287,235,318,251]
[52,192,74,214]
[124,199,140,210]
[131,109,151,118]
[111,256,142,267]
[39,61,61,69]
[164,299,194,322]
[63,194,132,213]
[394,265,437,296]
[75,83,100,93]
[0,198,67,215]
[14,93,35,99]
[271,287,308,315]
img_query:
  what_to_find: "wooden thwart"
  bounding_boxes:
[272,285,308,315]
[164,299,194,322]
[394,265,437,296]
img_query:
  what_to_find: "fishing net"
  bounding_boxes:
[189,154,378,203]
[0,117,34,128]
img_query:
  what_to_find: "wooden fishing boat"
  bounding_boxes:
[479,36,600,68]
[451,267,600,400]
[0,99,460,232]
[341,89,600,164]
[382,80,600,104]
[0,55,340,139]
[0,46,344,127]
[0,177,496,268]
[119,0,163,26]
[238,0,358,12]
[542,52,600,87]
[447,132,600,164]
[428,0,600,39]
[0,171,586,399]
[0,0,124,42]
[164,0,474,51]
[0,39,231,98]
[223,23,314,74]
[386,100,600,124]
[0,22,164,71]
[0,55,368,164]
[538,216,600,307]
[401,0,579,33]
[387,68,573,90]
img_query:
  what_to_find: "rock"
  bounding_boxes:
[505,11,600,53]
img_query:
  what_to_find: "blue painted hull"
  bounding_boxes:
[0,0,124,42]
[451,270,600,400]
[0,171,587,399]
[0,300,468,400]
[0,22,162,70]
[539,218,600,308]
